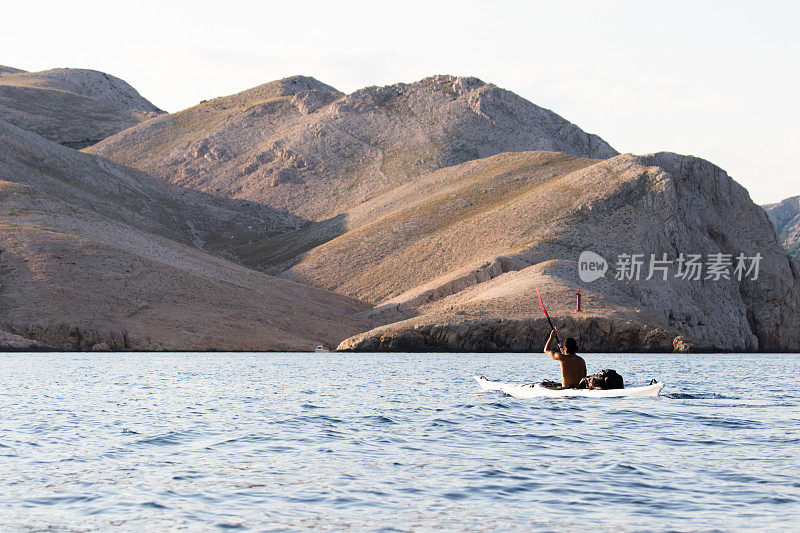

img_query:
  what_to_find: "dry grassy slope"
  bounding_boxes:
[0,119,302,258]
[327,151,800,352]
[0,68,163,147]
[282,151,597,301]
[89,75,617,222]
[764,196,800,259]
[0,179,375,350]
[227,151,592,274]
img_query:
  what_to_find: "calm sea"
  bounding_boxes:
[1,352,798,531]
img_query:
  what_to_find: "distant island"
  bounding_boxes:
[1,66,798,352]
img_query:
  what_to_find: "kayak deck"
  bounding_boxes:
[475,376,664,399]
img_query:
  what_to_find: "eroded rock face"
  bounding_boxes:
[630,153,800,352]
[292,90,340,115]
[3,325,132,351]
[338,316,696,353]
[0,329,50,351]
[764,195,800,260]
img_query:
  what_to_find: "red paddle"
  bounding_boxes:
[537,289,562,352]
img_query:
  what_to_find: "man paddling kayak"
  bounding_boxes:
[544,328,587,388]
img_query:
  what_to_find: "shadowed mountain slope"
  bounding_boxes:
[0,121,374,350]
[89,75,617,222]
[764,195,800,259]
[0,68,164,147]
[0,119,303,254]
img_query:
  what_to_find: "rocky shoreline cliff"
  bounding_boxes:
[338,152,800,353]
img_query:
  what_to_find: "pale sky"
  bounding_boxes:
[4,0,798,204]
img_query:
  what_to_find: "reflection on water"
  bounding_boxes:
[0,352,798,531]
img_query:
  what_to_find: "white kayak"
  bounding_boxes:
[475,376,664,399]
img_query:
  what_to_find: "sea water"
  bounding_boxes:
[0,352,798,531]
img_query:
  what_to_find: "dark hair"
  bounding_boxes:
[564,337,578,353]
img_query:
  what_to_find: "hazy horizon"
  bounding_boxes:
[4,0,798,204]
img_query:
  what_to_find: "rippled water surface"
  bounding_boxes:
[1,352,799,531]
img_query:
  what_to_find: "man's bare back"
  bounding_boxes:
[543,329,587,388]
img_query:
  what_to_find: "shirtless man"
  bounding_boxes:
[543,328,587,388]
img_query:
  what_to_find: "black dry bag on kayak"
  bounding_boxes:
[579,369,624,390]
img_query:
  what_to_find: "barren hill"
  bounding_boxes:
[318,151,800,352]
[0,120,374,350]
[0,65,25,76]
[764,195,800,259]
[4,70,797,354]
[89,75,617,222]
[0,68,163,148]
[0,119,304,250]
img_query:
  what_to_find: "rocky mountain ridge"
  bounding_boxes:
[0,67,163,148]
[0,65,25,76]
[89,74,618,222]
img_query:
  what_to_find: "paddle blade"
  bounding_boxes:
[536,289,550,320]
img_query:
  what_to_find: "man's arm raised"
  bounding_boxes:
[544,328,562,360]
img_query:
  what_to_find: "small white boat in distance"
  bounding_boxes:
[314,345,330,353]
[475,376,663,399]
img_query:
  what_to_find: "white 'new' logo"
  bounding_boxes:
[578,251,608,282]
